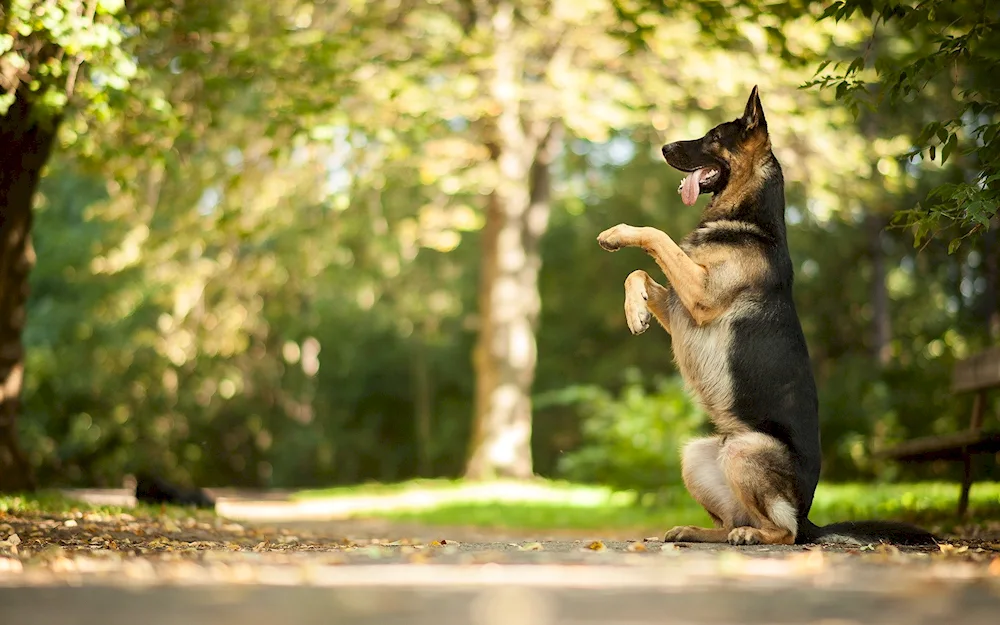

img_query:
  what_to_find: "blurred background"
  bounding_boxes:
[1,0,998,508]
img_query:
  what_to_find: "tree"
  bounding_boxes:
[808,0,999,251]
[626,1,998,250]
[0,0,142,491]
[0,0,358,491]
[340,0,900,480]
[331,0,656,479]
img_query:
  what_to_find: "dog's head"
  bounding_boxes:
[661,86,771,207]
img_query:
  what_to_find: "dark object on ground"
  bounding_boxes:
[798,519,936,546]
[135,473,215,509]
[597,87,935,547]
[878,346,1000,516]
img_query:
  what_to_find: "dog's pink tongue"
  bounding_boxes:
[680,169,706,206]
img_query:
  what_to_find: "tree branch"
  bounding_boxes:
[65,0,99,99]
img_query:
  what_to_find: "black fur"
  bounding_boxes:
[664,87,937,546]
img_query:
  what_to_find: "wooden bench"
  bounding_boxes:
[878,346,1000,516]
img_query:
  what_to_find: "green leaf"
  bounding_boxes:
[941,134,958,165]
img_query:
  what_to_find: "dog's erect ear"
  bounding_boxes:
[742,85,766,131]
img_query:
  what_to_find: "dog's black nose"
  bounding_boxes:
[661,143,677,159]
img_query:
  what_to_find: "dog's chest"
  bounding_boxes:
[667,297,735,414]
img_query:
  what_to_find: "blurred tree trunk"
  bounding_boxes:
[0,92,59,492]
[866,213,891,367]
[465,2,559,480]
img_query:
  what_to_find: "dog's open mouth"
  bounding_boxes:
[677,167,721,206]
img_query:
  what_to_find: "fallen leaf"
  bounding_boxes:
[518,542,544,551]
[585,541,606,552]
[939,544,969,556]
[989,557,1000,576]
[626,542,647,552]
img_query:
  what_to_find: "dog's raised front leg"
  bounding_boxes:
[624,269,671,335]
[598,224,716,325]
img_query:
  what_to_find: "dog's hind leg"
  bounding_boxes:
[663,436,752,543]
[720,432,799,546]
[624,270,672,335]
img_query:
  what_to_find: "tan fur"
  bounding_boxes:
[664,432,799,545]
[667,238,770,434]
[597,225,770,434]
[720,432,798,545]
[623,269,672,335]
[597,96,800,545]
[597,224,768,329]
[679,437,747,526]
[598,225,711,324]
[597,219,795,544]
[705,131,773,219]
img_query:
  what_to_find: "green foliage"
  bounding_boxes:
[7,0,999,494]
[285,478,1000,533]
[805,0,1000,250]
[544,371,704,503]
[0,0,138,120]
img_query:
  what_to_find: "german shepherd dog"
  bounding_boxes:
[597,87,936,546]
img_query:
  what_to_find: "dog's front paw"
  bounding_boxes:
[597,224,635,252]
[727,527,762,546]
[663,526,699,542]
[624,284,651,335]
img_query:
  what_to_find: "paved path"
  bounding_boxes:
[0,489,996,624]
[3,553,1000,625]
[3,537,1000,624]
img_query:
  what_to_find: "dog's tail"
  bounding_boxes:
[796,518,938,546]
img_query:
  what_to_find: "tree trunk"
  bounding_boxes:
[866,213,891,367]
[465,2,557,480]
[0,92,60,492]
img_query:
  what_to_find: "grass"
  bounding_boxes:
[294,479,1000,534]
[5,480,999,536]
[0,491,215,522]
